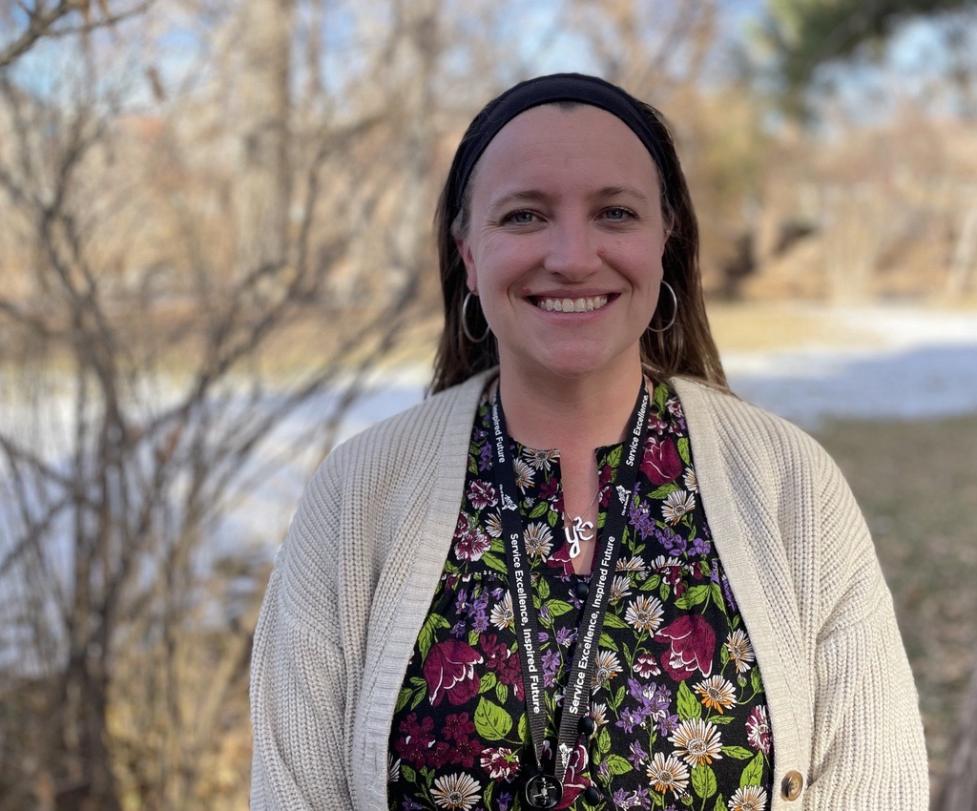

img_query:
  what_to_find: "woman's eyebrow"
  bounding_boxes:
[488,189,552,214]
[595,185,648,202]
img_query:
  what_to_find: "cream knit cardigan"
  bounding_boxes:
[250,368,928,810]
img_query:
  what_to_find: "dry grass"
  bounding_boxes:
[814,412,977,792]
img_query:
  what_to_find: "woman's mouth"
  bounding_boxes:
[530,294,616,313]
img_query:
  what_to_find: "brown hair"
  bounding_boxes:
[428,94,728,396]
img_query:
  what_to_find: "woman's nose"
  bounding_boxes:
[542,220,602,277]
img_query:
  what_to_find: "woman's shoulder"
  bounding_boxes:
[668,373,835,478]
[322,368,493,479]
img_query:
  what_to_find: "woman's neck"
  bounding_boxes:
[496,353,647,453]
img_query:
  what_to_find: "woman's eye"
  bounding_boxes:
[502,210,538,225]
[603,207,635,222]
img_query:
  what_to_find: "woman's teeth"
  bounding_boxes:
[535,295,609,313]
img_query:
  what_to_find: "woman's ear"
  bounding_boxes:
[456,237,477,294]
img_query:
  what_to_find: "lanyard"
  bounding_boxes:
[488,379,650,808]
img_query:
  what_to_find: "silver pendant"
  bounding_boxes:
[564,515,595,559]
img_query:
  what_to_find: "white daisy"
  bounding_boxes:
[625,595,664,633]
[523,521,554,559]
[490,592,514,631]
[592,650,623,691]
[684,467,698,492]
[650,554,683,572]
[615,555,647,574]
[609,574,632,604]
[693,675,737,714]
[431,772,482,810]
[484,511,503,538]
[522,446,559,471]
[669,718,724,767]
[725,629,755,673]
[512,458,535,492]
[729,785,768,811]
[645,752,690,797]
[388,753,401,782]
[662,489,695,525]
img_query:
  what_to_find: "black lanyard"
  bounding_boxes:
[488,378,650,809]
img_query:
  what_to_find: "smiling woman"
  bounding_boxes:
[249,74,928,811]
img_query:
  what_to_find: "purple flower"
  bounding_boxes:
[542,648,562,688]
[555,626,577,648]
[627,740,648,769]
[655,526,686,556]
[496,792,512,811]
[689,536,711,556]
[628,500,656,540]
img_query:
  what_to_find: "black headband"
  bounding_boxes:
[448,73,668,221]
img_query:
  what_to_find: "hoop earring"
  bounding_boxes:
[646,280,678,334]
[461,291,490,343]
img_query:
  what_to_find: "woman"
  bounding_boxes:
[250,74,927,810]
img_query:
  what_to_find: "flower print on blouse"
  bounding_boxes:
[387,378,773,811]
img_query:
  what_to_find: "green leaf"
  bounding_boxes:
[699,560,712,578]
[489,537,505,553]
[740,752,764,787]
[468,629,480,646]
[547,509,559,527]
[496,682,509,703]
[677,437,691,465]
[691,765,717,799]
[711,583,727,615]
[653,382,668,412]
[613,684,626,709]
[674,584,709,609]
[537,577,551,600]
[648,483,679,499]
[677,680,702,720]
[597,511,606,529]
[720,645,730,666]
[417,613,450,659]
[409,686,426,711]
[517,712,528,741]
[659,582,670,601]
[483,781,494,807]
[530,501,548,518]
[641,574,662,592]
[713,794,725,811]
[708,714,734,724]
[598,632,619,652]
[409,676,426,689]
[479,673,498,694]
[602,612,629,629]
[607,445,623,468]
[721,746,754,760]
[546,599,574,617]
[401,764,416,783]
[395,686,412,713]
[606,754,633,775]
[598,726,612,754]
[751,668,763,694]
[474,697,513,741]
[480,552,508,575]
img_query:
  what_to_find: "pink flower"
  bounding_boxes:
[424,639,484,706]
[655,615,715,682]
[746,705,771,754]
[640,437,683,484]
[634,652,661,678]
[480,747,522,782]
[467,479,498,509]
[555,743,592,809]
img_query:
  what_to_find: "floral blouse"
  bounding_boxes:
[388,378,773,811]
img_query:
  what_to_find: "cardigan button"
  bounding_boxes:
[583,785,602,804]
[579,715,596,737]
[574,579,590,599]
[781,770,804,801]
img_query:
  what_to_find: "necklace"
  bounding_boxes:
[564,486,600,559]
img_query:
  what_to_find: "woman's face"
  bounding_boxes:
[457,103,670,383]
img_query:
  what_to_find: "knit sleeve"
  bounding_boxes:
[806,454,928,809]
[249,456,353,810]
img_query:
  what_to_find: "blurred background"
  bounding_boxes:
[1,1,976,809]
